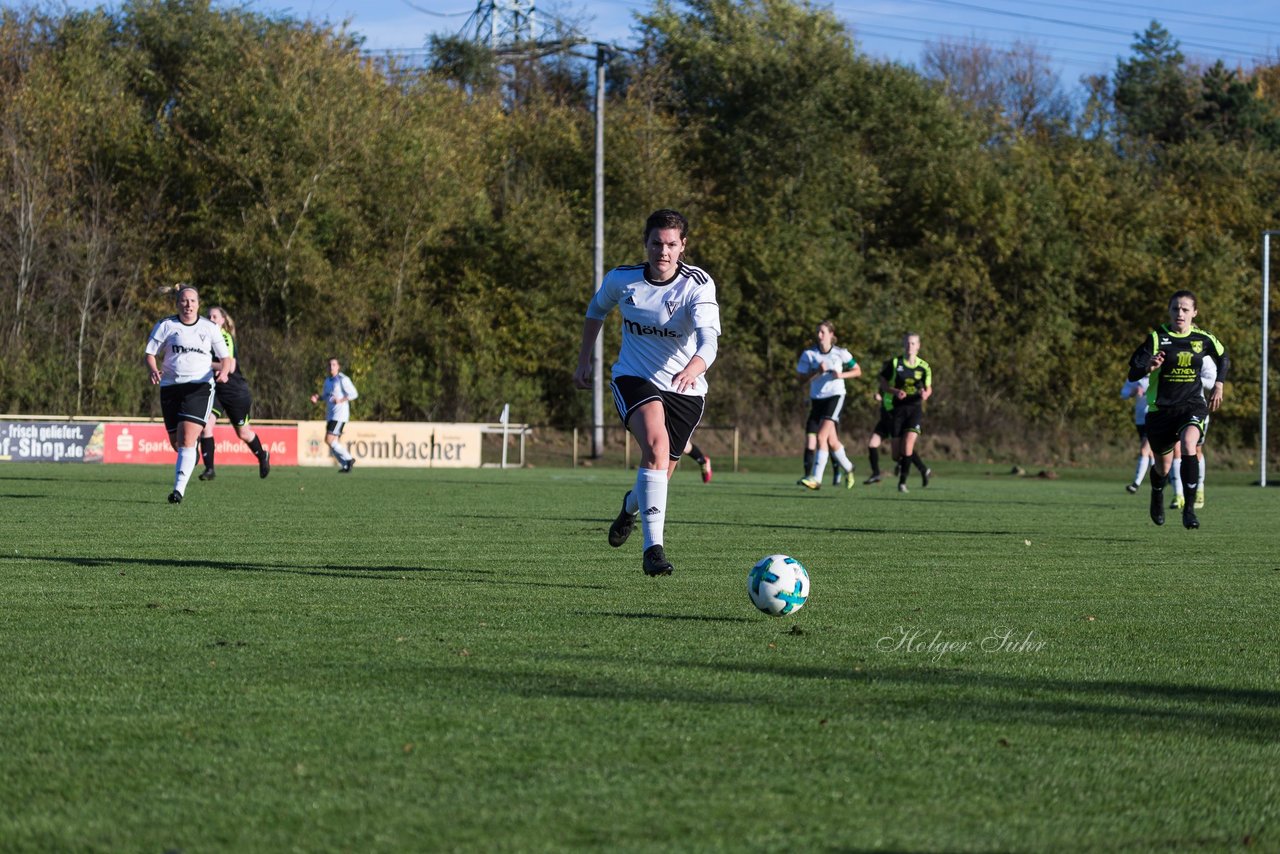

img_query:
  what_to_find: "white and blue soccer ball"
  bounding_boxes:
[748,554,810,616]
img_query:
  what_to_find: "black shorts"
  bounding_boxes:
[804,395,846,434]
[610,375,705,462]
[326,420,347,437]
[212,379,252,427]
[873,407,894,439]
[160,381,215,433]
[1146,404,1209,456]
[889,401,923,438]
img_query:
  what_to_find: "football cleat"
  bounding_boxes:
[898,483,909,493]
[1150,488,1165,526]
[845,466,856,489]
[167,490,183,504]
[1125,482,1139,494]
[1194,486,1204,509]
[798,477,820,490]
[339,458,355,473]
[1170,494,1184,510]
[642,544,674,577]
[258,450,271,479]
[701,455,713,484]
[921,467,932,488]
[863,473,882,485]
[1182,507,1200,529]
[197,468,216,481]
[608,491,638,548]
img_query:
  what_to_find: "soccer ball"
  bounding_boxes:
[748,554,810,616]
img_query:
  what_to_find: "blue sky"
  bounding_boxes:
[55,0,1280,84]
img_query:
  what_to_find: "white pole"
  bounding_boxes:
[591,44,607,459]
[1263,231,1277,487]
[500,403,510,469]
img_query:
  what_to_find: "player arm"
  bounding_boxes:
[1208,347,1229,411]
[672,327,718,394]
[341,377,359,402]
[144,352,161,385]
[836,360,861,380]
[1127,338,1157,382]
[574,316,605,389]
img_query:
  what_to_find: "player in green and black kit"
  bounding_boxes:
[197,306,271,481]
[879,332,933,493]
[1127,290,1228,529]
[863,392,894,484]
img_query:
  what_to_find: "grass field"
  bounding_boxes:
[1,460,1277,852]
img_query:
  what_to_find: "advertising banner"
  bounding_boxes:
[102,424,299,465]
[297,421,483,468]
[0,421,104,463]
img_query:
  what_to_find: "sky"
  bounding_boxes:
[51,0,1280,86]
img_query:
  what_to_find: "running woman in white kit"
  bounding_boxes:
[310,358,359,472]
[144,284,234,503]
[797,320,861,491]
[573,209,721,577]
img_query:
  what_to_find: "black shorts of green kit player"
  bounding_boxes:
[212,378,253,427]
[873,407,895,439]
[889,400,923,438]
[1145,403,1209,456]
[804,394,846,434]
[610,375,705,463]
[160,381,215,434]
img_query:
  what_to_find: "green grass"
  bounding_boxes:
[1,461,1277,852]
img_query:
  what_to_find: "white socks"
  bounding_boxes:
[174,446,197,494]
[634,467,667,550]
[1133,454,1151,486]
[330,441,352,463]
[811,449,829,481]
[1169,458,1183,498]
[832,446,854,474]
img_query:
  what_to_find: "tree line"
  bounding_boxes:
[1,0,1277,460]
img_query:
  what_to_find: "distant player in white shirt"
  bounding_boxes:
[573,209,721,577]
[1121,375,1153,494]
[796,320,861,491]
[144,284,234,503]
[310,358,359,472]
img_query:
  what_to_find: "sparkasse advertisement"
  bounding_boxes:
[101,424,299,465]
[297,421,482,468]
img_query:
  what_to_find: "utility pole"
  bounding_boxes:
[592,43,612,458]
[462,1,538,49]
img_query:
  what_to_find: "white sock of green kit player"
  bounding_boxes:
[1133,453,1152,486]
[174,446,197,494]
[811,449,829,481]
[635,467,667,551]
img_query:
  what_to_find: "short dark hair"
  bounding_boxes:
[1169,290,1197,309]
[644,209,688,242]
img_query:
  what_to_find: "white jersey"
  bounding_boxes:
[144,315,230,386]
[1121,376,1149,426]
[586,261,721,396]
[321,373,359,422]
[798,346,856,399]
[1200,354,1218,391]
